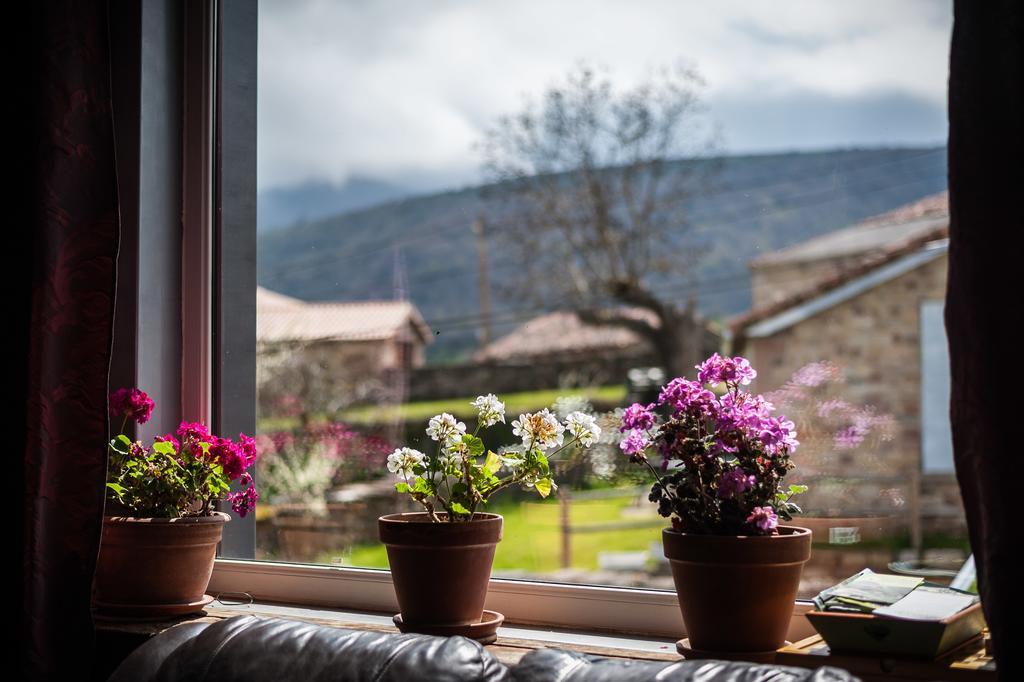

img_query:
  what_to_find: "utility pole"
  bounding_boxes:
[472,217,492,346]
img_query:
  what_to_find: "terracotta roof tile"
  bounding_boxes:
[256,287,431,344]
[473,309,657,362]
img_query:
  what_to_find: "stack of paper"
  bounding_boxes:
[814,569,979,621]
[814,569,923,613]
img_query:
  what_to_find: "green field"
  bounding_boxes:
[339,385,627,425]
[331,491,665,574]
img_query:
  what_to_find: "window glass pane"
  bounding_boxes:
[250,1,966,599]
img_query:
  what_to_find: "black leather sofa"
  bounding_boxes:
[108,615,858,681]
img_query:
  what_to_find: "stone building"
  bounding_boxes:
[730,192,964,539]
[256,287,432,416]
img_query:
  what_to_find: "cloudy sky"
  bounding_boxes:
[258,0,951,192]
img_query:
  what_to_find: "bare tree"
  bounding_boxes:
[480,63,718,377]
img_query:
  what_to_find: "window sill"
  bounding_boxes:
[209,559,818,641]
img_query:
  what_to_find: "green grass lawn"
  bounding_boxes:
[338,385,627,425]
[335,491,665,574]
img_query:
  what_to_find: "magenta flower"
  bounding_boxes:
[718,467,756,499]
[228,484,259,517]
[620,403,656,432]
[237,433,258,468]
[208,437,248,480]
[619,430,650,461]
[177,421,212,444]
[696,353,757,387]
[746,506,779,532]
[109,387,156,424]
[657,378,716,417]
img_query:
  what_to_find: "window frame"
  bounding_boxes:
[199,0,824,642]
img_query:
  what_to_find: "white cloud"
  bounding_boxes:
[257,0,951,191]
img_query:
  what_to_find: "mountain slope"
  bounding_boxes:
[257,147,947,362]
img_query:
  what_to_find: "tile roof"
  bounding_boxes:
[752,191,949,267]
[473,309,657,362]
[256,287,431,344]
[732,194,949,336]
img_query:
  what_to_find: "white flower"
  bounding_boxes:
[565,411,602,447]
[387,447,425,478]
[471,394,506,427]
[512,408,565,450]
[426,413,467,447]
[553,395,593,420]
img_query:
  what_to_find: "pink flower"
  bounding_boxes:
[718,467,756,498]
[209,437,247,480]
[619,430,650,462]
[177,421,212,444]
[109,388,156,424]
[237,433,258,467]
[696,353,757,387]
[746,506,779,532]
[620,403,656,432]
[228,484,259,517]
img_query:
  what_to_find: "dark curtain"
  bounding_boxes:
[19,0,119,678]
[947,2,1023,680]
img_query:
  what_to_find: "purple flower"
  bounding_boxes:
[228,485,259,517]
[789,361,841,388]
[746,506,779,532]
[696,353,757,387]
[619,430,650,462]
[657,378,716,417]
[834,425,866,449]
[620,402,657,432]
[757,416,799,455]
[109,388,156,424]
[816,399,851,418]
[717,467,756,498]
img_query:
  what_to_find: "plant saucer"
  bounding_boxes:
[393,609,504,644]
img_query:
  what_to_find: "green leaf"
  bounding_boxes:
[412,477,432,495]
[395,482,412,494]
[483,451,501,476]
[152,441,177,456]
[787,484,809,496]
[462,435,486,457]
[534,477,553,498]
[449,501,471,516]
[106,482,126,495]
[110,434,132,455]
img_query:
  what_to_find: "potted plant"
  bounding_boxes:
[619,354,811,659]
[94,387,259,618]
[379,394,600,642]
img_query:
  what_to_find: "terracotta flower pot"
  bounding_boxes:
[663,525,811,656]
[93,512,229,618]
[379,512,502,631]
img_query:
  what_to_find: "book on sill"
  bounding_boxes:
[813,568,978,619]
[808,569,985,658]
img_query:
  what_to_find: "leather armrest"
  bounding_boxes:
[510,648,860,682]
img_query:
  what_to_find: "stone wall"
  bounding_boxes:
[750,254,870,308]
[743,254,966,535]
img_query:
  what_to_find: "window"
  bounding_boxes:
[920,300,954,474]
[210,1,967,635]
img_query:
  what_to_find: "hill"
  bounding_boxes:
[257,147,947,363]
